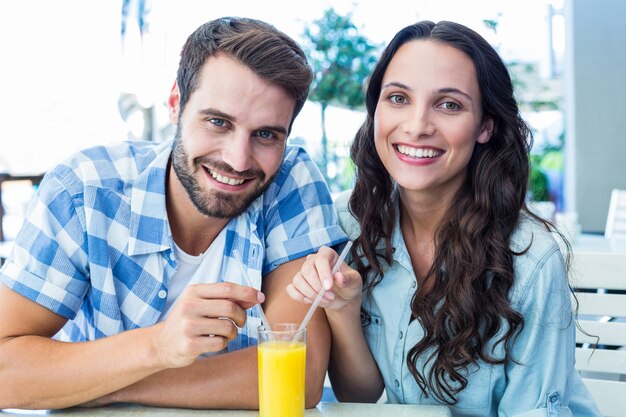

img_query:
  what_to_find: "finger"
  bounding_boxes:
[179,298,248,328]
[234,292,264,311]
[300,254,325,293]
[189,282,264,305]
[201,317,239,340]
[314,246,338,288]
[292,270,320,302]
[200,334,229,353]
[175,318,232,353]
[286,283,307,303]
[337,265,362,289]
[334,271,348,288]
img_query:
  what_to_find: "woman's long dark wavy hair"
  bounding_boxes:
[350,20,549,404]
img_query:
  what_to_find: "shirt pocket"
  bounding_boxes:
[362,312,383,355]
[451,361,494,410]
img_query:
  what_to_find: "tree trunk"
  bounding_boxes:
[320,102,329,182]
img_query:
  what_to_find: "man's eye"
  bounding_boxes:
[209,118,226,127]
[257,130,276,140]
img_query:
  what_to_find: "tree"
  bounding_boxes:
[301,8,379,188]
[483,19,563,206]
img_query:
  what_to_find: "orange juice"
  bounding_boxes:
[258,326,306,417]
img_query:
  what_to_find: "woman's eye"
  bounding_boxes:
[389,94,406,104]
[440,101,461,110]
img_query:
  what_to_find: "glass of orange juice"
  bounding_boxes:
[257,323,306,417]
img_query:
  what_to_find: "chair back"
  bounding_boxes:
[572,251,626,417]
[604,189,626,238]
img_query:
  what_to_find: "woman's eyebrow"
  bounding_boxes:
[381,83,474,103]
[437,87,473,102]
[381,81,411,91]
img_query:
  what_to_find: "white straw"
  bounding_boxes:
[232,248,271,332]
[295,241,353,334]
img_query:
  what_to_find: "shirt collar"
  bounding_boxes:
[128,140,174,256]
[127,140,266,256]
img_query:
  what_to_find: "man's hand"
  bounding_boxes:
[151,282,264,368]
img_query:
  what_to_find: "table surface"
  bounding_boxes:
[1,236,616,417]
[1,402,452,417]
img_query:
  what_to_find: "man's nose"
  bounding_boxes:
[222,132,253,173]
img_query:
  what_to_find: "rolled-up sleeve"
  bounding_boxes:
[263,147,347,273]
[0,171,89,319]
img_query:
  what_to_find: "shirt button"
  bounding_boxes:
[411,281,417,289]
[158,289,167,299]
[399,331,403,340]
[394,379,400,388]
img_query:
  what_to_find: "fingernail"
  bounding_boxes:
[325,292,335,300]
[257,292,265,303]
[323,278,333,290]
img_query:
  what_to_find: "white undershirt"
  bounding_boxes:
[160,227,228,320]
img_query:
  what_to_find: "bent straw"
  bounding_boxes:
[294,241,353,336]
[232,248,272,332]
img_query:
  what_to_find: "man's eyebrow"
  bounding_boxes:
[199,108,233,120]
[261,125,288,135]
[198,108,288,135]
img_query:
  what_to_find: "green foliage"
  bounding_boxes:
[529,155,550,202]
[483,19,499,33]
[300,8,380,191]
[303,8,380,110]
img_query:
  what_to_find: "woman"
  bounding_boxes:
[287,21,600,416]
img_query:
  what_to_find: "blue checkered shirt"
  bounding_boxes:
[0,140,347,350]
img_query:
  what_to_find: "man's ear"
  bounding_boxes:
[168,81,181,124]
[477,118,494,144]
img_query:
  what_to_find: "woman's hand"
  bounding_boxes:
[286,245,363,312]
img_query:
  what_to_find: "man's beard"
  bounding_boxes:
[171,132,275,219]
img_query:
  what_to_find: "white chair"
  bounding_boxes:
[572,251,626,417]
[0,240,13,266]
[604,189,626,239]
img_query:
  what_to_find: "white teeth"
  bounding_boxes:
[209,170,245,185]
[397,145,442,158]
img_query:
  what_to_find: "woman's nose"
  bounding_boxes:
[403,105,435,138]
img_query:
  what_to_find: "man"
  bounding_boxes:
[0,17,346,410]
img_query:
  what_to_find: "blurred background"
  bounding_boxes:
[0,0,625,241]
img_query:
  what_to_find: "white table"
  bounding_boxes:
[0,241,12,266]
[1,402,452,417]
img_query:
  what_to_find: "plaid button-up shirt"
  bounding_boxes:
[1,140,347,349]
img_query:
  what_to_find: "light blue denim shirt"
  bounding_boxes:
[335,191,600,417]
